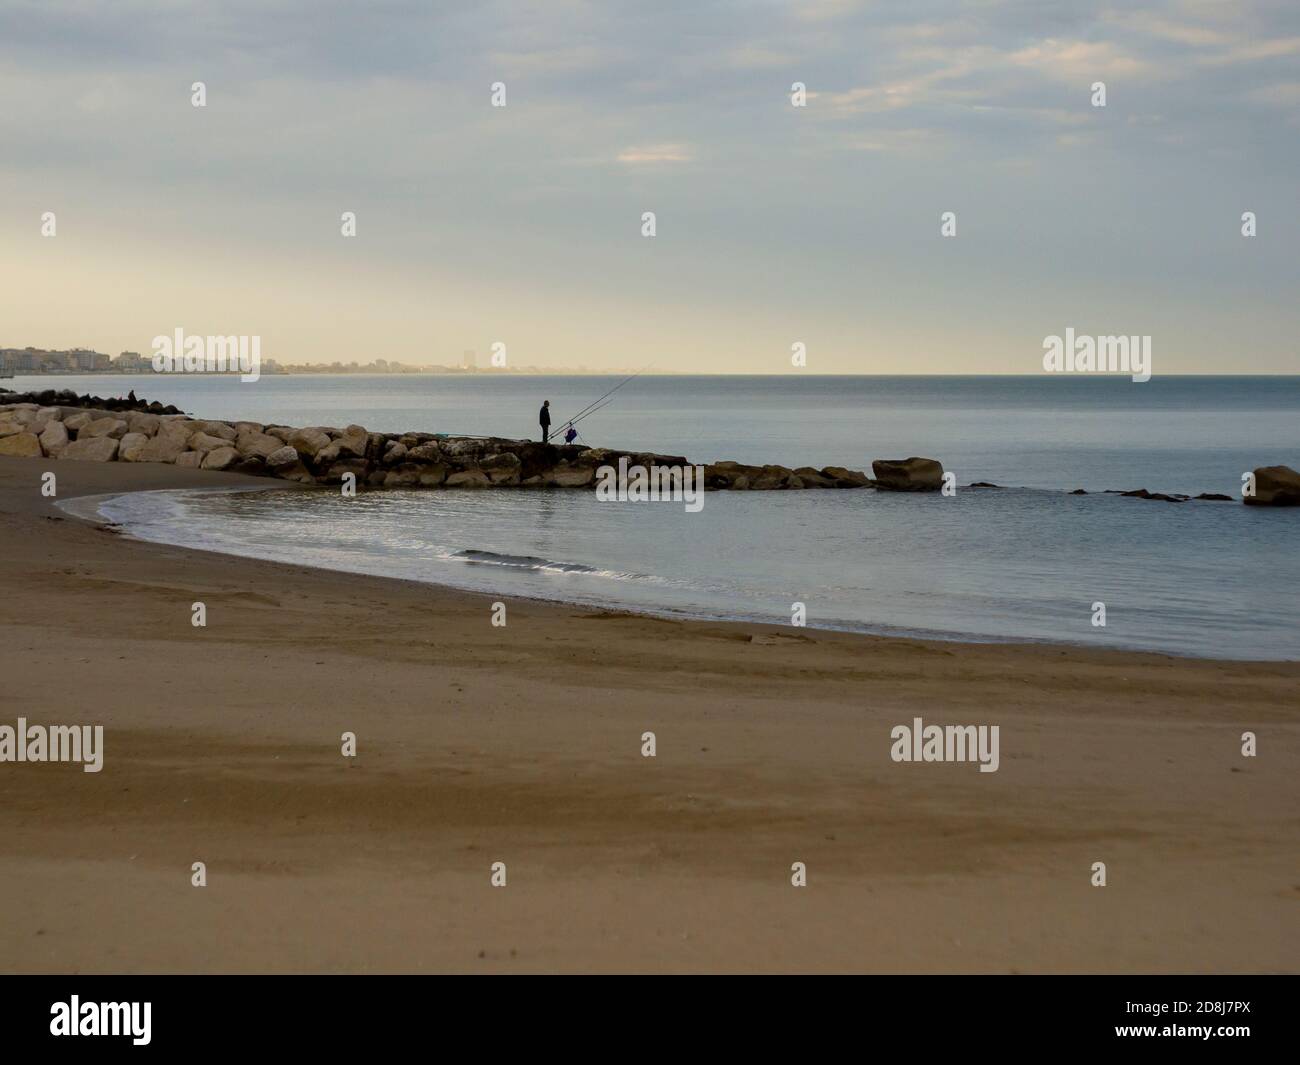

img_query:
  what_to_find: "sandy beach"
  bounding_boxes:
[0,453,1296,974]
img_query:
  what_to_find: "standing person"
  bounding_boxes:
[539,399,551,443]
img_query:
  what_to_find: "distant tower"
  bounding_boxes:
[461,349,478,370]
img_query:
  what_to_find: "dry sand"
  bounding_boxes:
[0,454,1296,973]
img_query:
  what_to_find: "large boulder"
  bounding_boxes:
[0,432,43,457]
[793,467,836,488]
[4,408,41,431]
[201,446,240,471]
[235,429,284,460]
[61,436,119,462]
[750,464,796,490]
[416,464,448,487]
[39,420,70,456]
[382,462,448,488]
[704,462,753,489]
[118,432,149,462]
[317,458,369,484]
[821,466,872,488]
[264,445,302,471]
[446,468,491,488]
[34,407,62,432]
[187,431,232,453]
[78,416,128,440]
[575,447,616,467]
[138,435,189,463]
[190,420,237,442]
[480,452,522,485]
[334,425,369,457]
[382,441,409,465]
[872,456,944,492]
[126,411,161,437]
[288,427,331,457]
[405,443,444,464]
[1245,465,1300,507]
[156,419,194,446]
[545,464,595,487]
[265,445,313,482]
[175,451,203,469]
[440,438,487,460]
[382,463,422,488]
[514,441,561,480]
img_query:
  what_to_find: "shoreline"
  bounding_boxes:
[56,479,1294,665]
[2,455,1298,973]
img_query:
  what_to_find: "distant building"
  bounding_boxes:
[461,349,477,370]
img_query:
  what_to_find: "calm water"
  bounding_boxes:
[27,374,1300,659]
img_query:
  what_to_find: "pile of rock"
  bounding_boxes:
[8,392,1289,505]
[0,398,875,492]
[0,387,181,416]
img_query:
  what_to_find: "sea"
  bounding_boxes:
[20,373,1299,660]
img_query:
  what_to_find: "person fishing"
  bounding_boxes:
[539,399,551,442]
[563,422,578,444]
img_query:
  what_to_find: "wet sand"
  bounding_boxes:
[0,455,1296,973]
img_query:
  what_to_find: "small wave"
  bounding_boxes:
[448,548,654,581]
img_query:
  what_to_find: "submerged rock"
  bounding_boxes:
[1121,488,1188,503]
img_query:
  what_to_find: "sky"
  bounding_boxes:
[1,0,1297,373]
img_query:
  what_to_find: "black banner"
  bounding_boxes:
[0,976,1288,1052]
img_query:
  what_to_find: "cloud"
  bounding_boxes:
[616,143,693,163]
[1198,36,1300,66]
[1007,39,1148,81]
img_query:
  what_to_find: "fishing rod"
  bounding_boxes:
[566,396,615,428]
[552,398,613,445]
[557,363,653,428]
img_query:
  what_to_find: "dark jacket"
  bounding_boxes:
[539,405,551,426]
